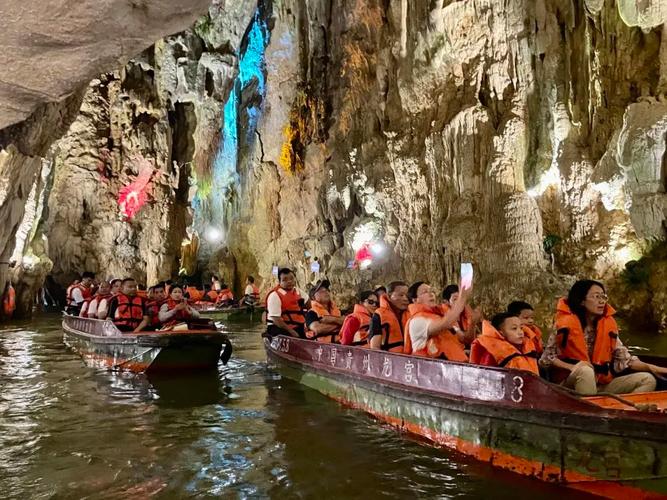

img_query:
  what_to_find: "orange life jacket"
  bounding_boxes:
[216,289,234,303]
[67,284,92,306]
[346,304,372,346]
[553,298,618,384]
[441,302,473,332]
[82,292,112,319]
[470,321,539,374]
[522,324,544,355]
[404,303,468,362]
[2,285,16,317]
[306,300,342,343]
[266,286,305,331]
[206,290,218,302]
[136,289,148,298]
[186,286,204,302]
[373,295,407,353]
[113,293,146,330]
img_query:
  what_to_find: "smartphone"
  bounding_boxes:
[460,262,473,290]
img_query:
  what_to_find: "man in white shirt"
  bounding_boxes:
[266,268,308,338]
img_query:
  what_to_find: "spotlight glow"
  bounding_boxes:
[204,226,223,243]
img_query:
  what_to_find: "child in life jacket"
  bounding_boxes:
[470,313,539,375]
[507,300,544,355]
[159,285,200,328]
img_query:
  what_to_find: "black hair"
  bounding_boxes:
[374,286,387,294]
[387,281,407,295]
[507,301,533,316]
[110,278,121,286]
[137,283,147,291]
[407,281,426,302]
[442,284,459,301]
[278,268,293,279]
[247,276,255,283]
[153,282,165,291]
[491,312,518,331]
[212,275,219,280]
[121,277,136,285]
[359,290,378,303]
[82,271,95,279]
[165,280,174,285]
[170,285,184,294]
[567,279,605,328]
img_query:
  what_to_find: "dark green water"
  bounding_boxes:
[3,314,661,499]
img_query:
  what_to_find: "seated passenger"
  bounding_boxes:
[96,278,122,319]
[265,268,307,338]
[507,300,544,354]
[305,279,343,343]
[136,283,148,298]
[203,285,218,302]
[66,272,95,315]
[146,282,167,329]
[404,281,469,362]
[185,284,204,302]
[159,285,200,327]
[540,279,667,395]
[106,278,150,332]
[79,281,111,319]
[374,286,387,298]
[441,284,480,346]
[215,284,235,307]
[339,291,379,347]
[470,314,539,374]
[368,281,410,352]
[242,276,260,306]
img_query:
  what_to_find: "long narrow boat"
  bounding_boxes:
[265,335,667,499]
[192,304,265,322]
[63,316,232,373]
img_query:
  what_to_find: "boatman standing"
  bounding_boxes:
[265,268,308,338]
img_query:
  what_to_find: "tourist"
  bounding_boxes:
[540,280,667,395]
[66,271,94,315]
[2,281,16,319]
[470,313,539,374]
[374,286,387,298]
[339,290,379,347]
[242,276,260,306]
[215,283,235,307]
[202,285,218,302]
[106,278,150,332]
[507,300,544,354]
[146,282,167,329]
[185,283,204,302]
[136,283,148,298]
[305,279,343,343]
[441,284,480,345]
[79,281,111,319]
[96,278,121,319]
[265,268,307,338]
[158,285,200,327]
[404,281,469,361]
[368,281,410,352]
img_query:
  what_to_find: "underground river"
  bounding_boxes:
[2,314,664,499]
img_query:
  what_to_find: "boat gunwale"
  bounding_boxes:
[265,336,667,437]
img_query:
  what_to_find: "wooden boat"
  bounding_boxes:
[265,335,667,499]
[192,303,265,321]
[63,316,232,373]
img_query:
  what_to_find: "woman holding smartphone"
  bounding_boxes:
[158,285,200,327]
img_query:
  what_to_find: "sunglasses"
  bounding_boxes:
[365,299,378,306]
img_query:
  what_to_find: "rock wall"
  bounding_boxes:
[224,0,667,314]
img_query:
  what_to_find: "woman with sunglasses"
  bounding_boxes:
[339,291,379,347]
[540,279,667,394]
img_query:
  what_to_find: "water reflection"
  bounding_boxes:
[0,315,601,499]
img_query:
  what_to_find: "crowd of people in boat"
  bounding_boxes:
[65,272,261,331]
[65,267,667,397]
[263,268,667,397]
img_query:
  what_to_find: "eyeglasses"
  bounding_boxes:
[587,293,608,302]
[365,299,378,306]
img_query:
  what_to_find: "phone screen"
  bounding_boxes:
[461,263,473,290]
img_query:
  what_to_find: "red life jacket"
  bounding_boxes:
[2,285,16,318]
[404,303,468,362]
[306,300,342,343]
[470,321,539,374]
[113,293,146,330]
[343,304,372,346]
[166,298,193,322]
[553,298,618,384]
[83,292,112,319]
[67,284,92,306]
[216,289,234,303]
[266,286,305,330]
[251,285,260,300]
[146,299,166,326]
